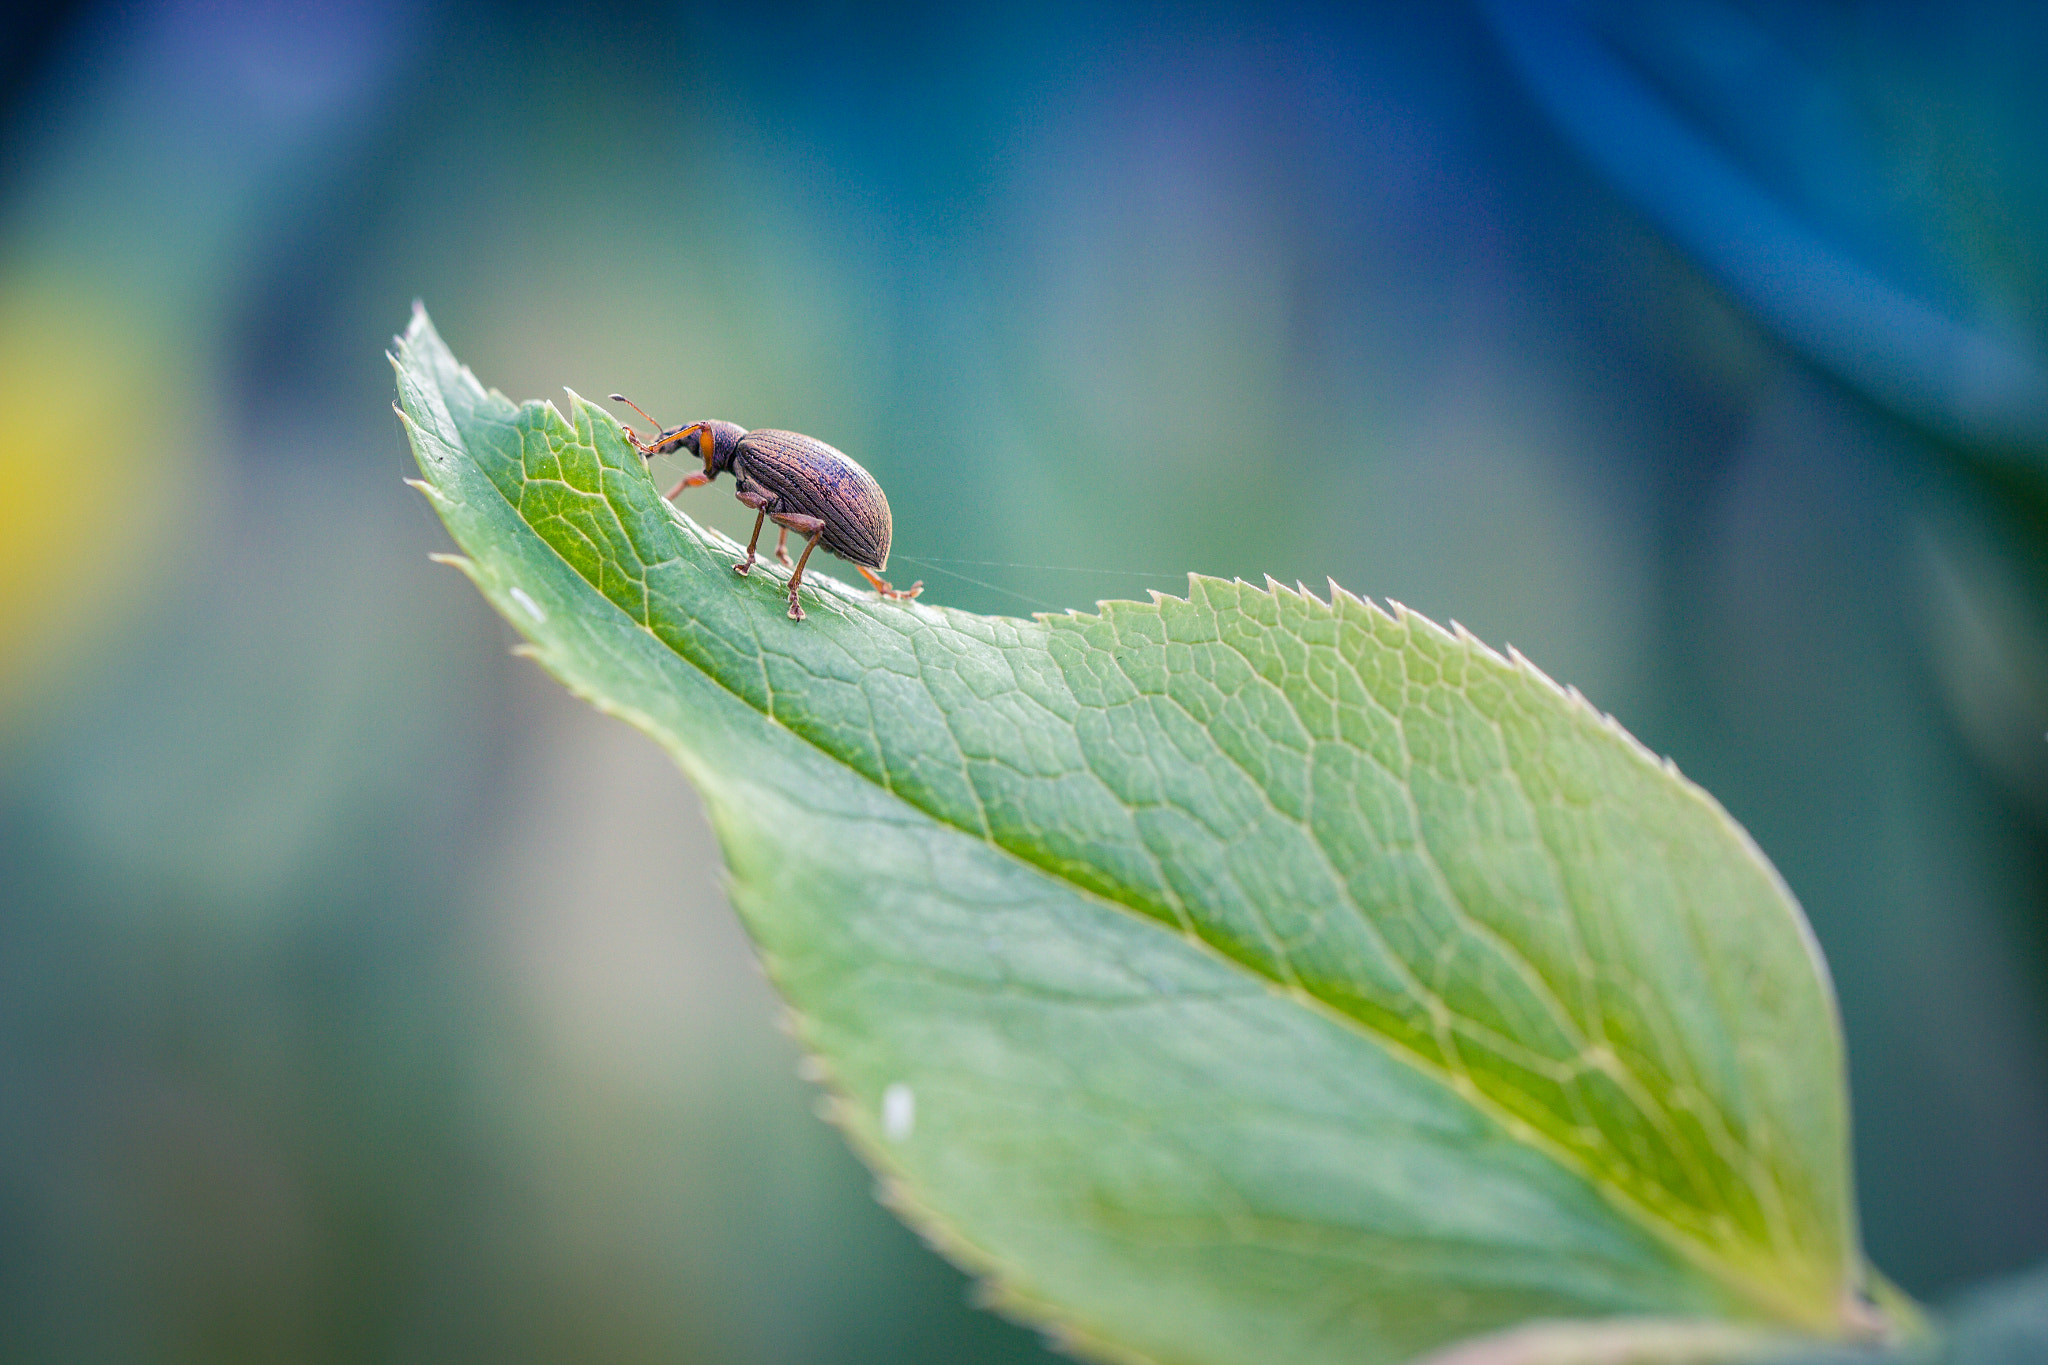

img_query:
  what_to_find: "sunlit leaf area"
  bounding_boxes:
[4,5,2047,1364]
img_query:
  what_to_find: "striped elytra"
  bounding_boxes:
[729,429,892,570]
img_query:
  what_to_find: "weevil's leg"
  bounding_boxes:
[786,530,825,621]
[857,565,924,601]
[762,511,826,619]
[662,470,711,499]
[732,511,768,576]
[775,526,791,566]
[725,485,779,574]
[767,511,826,538]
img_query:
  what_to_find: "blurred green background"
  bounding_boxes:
[1,2,2044,1361]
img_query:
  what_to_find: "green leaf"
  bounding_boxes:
[393,306,1908,1365]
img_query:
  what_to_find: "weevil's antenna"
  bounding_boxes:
[608,393,665,452]
[609,393,663,428]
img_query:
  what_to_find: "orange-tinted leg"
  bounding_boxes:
[857,565,923,601]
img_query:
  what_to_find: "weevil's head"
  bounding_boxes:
[656,419,746,481]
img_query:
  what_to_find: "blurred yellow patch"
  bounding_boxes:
[0,273,199,725]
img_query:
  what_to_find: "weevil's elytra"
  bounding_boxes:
[609,397,922,621]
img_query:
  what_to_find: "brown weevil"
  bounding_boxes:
[610,396,922,621]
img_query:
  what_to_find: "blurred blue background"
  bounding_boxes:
[1,1,2044,1360]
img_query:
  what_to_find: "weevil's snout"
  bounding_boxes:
[648,423,703,460]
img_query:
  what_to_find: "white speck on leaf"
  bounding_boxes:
[882,1083,915,1142]
[509,586,546,623]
